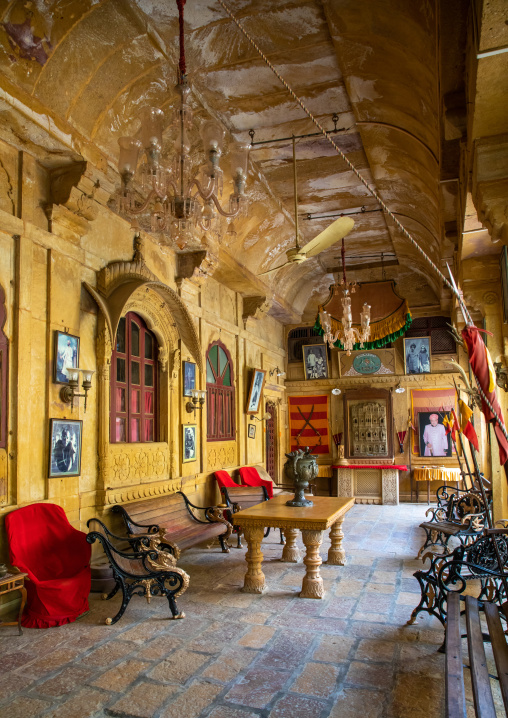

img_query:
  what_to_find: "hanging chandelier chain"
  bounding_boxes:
[215,0,472,326]
[177,0,187,82]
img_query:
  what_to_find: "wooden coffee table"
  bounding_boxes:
[233,495,355,599]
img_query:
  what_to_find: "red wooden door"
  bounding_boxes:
[265,401,277,481]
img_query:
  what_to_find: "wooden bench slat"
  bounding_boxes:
[465,595,498,718]
[446,592,467,718]
[127,495,186,512]
[130,507,193,526]
[484,601,508,714]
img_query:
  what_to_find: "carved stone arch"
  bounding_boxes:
[84,259,202,371]
[122,287,180,374]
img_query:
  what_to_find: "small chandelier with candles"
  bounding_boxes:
[113,0,249,249]
[319,238,371,355]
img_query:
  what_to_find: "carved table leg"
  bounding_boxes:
[300,530,324,599]
[327,516,346,565]
[281,528,301,562]
[17,585,27,635]
[242,525,267,594]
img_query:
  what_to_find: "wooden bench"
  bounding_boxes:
[87,518,189,625]
[220,485,284,548]
[111,491,232,556]
[446,592,508,717]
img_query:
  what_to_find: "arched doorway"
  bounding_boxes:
[265,400,277,482]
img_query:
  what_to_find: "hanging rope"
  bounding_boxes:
[176,0,187,82]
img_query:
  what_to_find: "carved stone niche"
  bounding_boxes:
[84,253,203,504]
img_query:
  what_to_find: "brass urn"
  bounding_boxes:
[284,447,318,507]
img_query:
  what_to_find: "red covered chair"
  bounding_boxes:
[6,503,91,629]
[239,466,274,499]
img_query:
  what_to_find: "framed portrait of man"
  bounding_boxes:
[303,343,328,380]
[183,424,197,463]
[183,361,196,397]
[418,411,452,458]
[404,337,431,375]
[49,419,82,477]
[246,369,266,414]
[53,331,80,384]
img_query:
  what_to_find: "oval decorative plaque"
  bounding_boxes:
[352,353,382,375]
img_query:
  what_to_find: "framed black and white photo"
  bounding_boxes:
[54,331,79,384]
[183,361,196,397]
[183,424,197,463]
[49,419,82,477]
[246,369,266,414]
[303,343,328,380]
[404,337,431,375]
[417,411,452,458]
[248,424,256,439]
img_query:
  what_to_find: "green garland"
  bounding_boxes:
[313,313,412,352]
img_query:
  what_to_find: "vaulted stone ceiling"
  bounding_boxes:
[0,0,504,321]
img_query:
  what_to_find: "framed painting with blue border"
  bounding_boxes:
[53,331,79,384]
[49,419,82,477]
[183,361,196,397]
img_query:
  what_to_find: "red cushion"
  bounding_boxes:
[239,466,274,499]
[6,503,91,629]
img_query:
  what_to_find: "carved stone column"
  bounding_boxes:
[381,469,399,505]
[281,528,301,562]
[242,525,266,594]
[327,516,346,565]
[301,529,324,598]
[96,322,112,497]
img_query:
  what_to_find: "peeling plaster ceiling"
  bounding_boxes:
[0,0,505,321]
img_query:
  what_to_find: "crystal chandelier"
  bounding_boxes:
[113,0,249,249]
[319,238,371,355]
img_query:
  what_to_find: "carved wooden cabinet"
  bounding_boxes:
[343,389,394,461]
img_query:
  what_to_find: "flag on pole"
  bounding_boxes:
[458,399,479,452]
[443,411,458,441]
[462,325,508,465]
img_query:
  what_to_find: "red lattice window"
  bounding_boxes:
[206,341,235,442]
[110,312,158,443]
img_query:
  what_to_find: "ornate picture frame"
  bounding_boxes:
[246,369,266,414]
[53,331,80,384]
[183,424,197,463]
[49,419,83,477]
[343,388,393,460]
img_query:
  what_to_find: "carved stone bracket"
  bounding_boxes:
[242,295,272,328]
[176,247,219,287]
[45,161,103,236]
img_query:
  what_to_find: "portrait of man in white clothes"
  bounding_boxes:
[419,412,451,457]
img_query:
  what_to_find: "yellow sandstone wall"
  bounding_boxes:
[0,139,287,563]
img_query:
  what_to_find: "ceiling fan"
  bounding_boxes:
[258,137,355,277]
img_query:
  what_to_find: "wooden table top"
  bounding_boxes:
[232,495,355,531]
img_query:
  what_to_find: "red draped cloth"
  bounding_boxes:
[462,325,508,466]
[239,466,274,498]
[214,470,245,490]
[6,504,91,628]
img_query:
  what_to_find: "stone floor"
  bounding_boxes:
[0,503,502,718]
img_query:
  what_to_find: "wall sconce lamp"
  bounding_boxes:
[186,389,206,417]
[60,368,95,412]
[394,382,405,394]
[250,411,272,422]
[269,366,286,377]
[332,387,341,396]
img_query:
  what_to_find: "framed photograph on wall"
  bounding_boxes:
[54,331,79,384]
[248,424,256,439]
[404,337,431,375]
[500,246,508,324]
[417,411,452,458]
[49,419,82,477]
[183,424,197,463]
[246,369,266,414]
[303,343,329,380]
[183,361,196,397]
